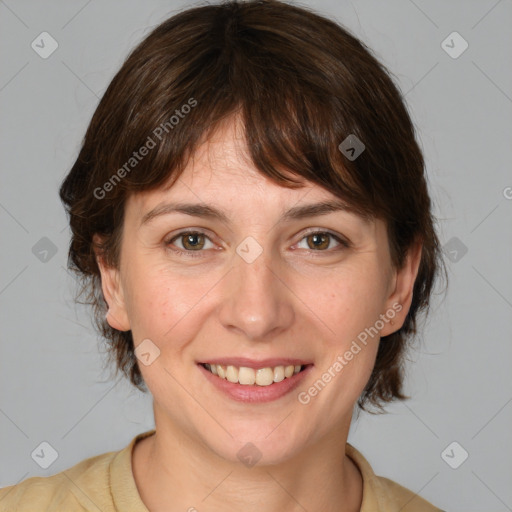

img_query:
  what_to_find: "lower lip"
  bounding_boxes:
[198,364,313,403]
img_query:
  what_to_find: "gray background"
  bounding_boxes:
[1,0,511,510]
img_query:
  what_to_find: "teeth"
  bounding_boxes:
[284,365,295,378]
[255,367,274,386]
[273,365,285,382]
[204,363,304,386]
[226,365,239,383]
[238,366,256,385]
[217,365,226,379]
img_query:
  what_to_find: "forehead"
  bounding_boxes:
[127,116,340,217]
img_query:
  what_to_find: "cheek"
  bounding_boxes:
[307,280,383,402]
[310,264,388,343]
[123,262,215,344]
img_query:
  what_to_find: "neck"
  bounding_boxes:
[132,413,362,512]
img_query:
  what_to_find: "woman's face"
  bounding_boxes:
[98,116,420,465]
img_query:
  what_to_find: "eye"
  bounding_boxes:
[165,230,215,257]
[295,230,350,252]
[165,229,350,259]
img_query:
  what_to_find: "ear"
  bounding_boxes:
[380,239,423,337]
[93,234,131,332]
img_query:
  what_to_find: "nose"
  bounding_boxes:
[217,247,295,341]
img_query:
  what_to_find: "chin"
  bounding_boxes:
[199,420,309,467]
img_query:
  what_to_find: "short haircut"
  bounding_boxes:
[59,0,447,412]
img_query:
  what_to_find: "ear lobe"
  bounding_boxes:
[380,239,423,337]
[93,234,131,332]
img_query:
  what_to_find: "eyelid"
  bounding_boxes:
[298,227,351,248]
[164,229,217,255]
[164,227,350,256]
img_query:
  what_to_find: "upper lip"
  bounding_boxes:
[199,357,312,369]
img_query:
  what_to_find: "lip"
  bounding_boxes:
[199,357,311,369]
[198,362,313,403]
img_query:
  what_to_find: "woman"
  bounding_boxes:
[0,0,446,510]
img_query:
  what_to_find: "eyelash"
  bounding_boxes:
[164,229,350,258]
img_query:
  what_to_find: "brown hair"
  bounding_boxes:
[59,0,447,412]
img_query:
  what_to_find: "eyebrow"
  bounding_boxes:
[140,199,365,227]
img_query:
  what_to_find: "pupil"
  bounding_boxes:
[311,233,327,249]
[184,233,203,250]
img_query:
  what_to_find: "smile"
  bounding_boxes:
[201,363,306,386]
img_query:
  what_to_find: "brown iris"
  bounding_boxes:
[306,233,331,250]
[181,232,206,251]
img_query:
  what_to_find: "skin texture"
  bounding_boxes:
[95,115,422,512]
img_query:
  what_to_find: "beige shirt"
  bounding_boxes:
[0,429,443,511]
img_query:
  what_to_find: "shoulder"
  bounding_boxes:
[345,443,444,511]
[375,476,445,511]
[0,449,117,512]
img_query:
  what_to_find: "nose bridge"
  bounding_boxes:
[218,245,293,340]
